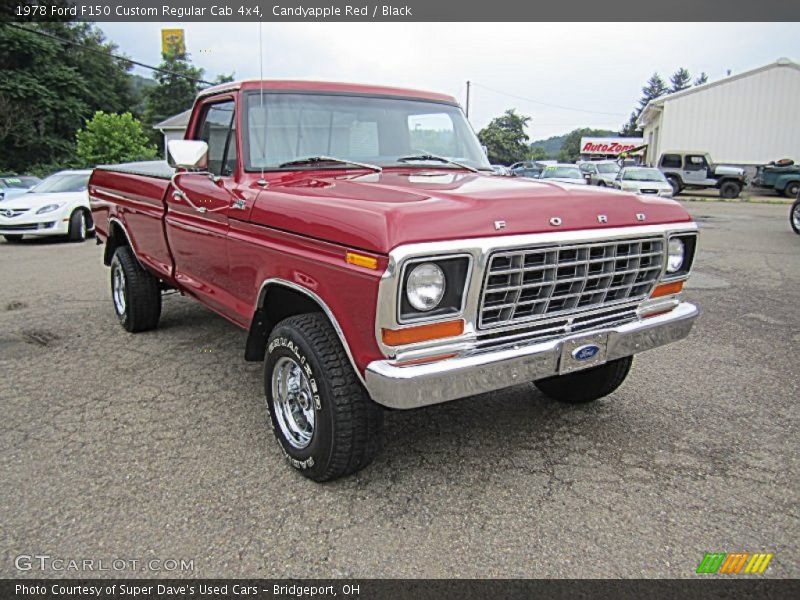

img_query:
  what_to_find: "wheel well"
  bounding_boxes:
[717,178,742,188]
[244,284,324,362]
[103,221,130,266]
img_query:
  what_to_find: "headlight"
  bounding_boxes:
[36,203,64,214]
[666,238,685,273]
[406,263,445,311]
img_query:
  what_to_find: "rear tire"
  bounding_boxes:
[534,356,633,404]
[3,234,23,243]
[265,313,383,482]
[110,246,161,332]
[790,198,800,235]
[67,209,87,242]
[719,181,742,199]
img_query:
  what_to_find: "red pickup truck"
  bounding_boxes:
[90,80,699,481]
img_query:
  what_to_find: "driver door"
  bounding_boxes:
[683,154,708,185]
[165,98,239,317]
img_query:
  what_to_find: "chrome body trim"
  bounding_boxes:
[365,301,699,409]
[257,278,366,386]
[374,222,698,360]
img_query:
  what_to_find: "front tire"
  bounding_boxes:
[110,246,161,332]
[667,176,682,196]
[265,313,383,482]
[790,197,800,234]
[534,356,633,404]
[719,181,742,199]
[67,209,88,242]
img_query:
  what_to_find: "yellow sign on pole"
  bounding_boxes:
[161,29,185,55]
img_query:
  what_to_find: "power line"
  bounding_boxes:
[2,22,215,86]
[471,82,627,117]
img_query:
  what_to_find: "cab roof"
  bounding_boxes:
[197,79,459,106]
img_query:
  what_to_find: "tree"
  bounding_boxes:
[528,146,547,161]
[619,73,670,136]
[0,22,135,173]
[558,128,617,163]
[694,72,709,85]
[76,111,157,167]
[477,109,531,165]
[669,68,692,93]
[142,45,205,135]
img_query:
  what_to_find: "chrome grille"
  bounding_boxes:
[479,237,664,329]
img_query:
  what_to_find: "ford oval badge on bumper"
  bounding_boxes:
[572,345,601,360]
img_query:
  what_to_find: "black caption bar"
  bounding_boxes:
[3,579,800,600]
[1,0,799,22]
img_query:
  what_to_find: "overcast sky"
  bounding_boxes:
[99,22,797,141]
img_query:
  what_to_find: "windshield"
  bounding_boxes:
[31,173,89,193]
[622,168,667,182]
[1,177,32,189]
[542,166,582,179]
[597,163,619,174]
[244,93,491,171]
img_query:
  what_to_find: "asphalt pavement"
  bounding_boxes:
[1,201,798,578]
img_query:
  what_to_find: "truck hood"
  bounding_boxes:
[249,169,693,254]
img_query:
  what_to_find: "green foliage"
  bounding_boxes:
[0,22,134,173]
[558,128,617,163]
[529,134,567,159]
[142,47,205,137]
[694,72,709,86]
[76,111,157,167]
[528,146,548,161]
[477,109,531,165]
[670,68,692,93]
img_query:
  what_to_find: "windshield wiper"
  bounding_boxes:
[277,156,382,173]
[396,154,479,173]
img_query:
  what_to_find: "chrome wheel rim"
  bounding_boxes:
[271,356,315,449]
[793,204,800,230]
[112,263,126,315]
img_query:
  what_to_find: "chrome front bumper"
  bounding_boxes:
[364,301,699,409]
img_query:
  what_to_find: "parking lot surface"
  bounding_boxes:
[1,201,798,578]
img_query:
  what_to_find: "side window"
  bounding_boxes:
[660,154,681,169]
[196,100,237,176]
[685,155,707,171]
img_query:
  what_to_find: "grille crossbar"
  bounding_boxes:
[479,237,664,328]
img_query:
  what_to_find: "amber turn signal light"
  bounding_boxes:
[346,251,378,270]
[651,280,684,298]
[381,319,464,346]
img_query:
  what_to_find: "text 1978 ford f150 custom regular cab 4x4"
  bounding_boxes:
[90,80,699,481]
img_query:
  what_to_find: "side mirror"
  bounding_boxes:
[168,140,209,170]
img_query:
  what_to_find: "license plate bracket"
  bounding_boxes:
[558,332,609,375]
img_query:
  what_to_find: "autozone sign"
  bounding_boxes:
[580,137,644,155]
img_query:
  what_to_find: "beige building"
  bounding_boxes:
[639,58,800,166]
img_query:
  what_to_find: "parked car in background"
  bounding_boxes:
[577,160,620,186]
[491,164,511,176]
[0,175,41,201]
[0,170,93,243]
[752,160,800,197]
[613,167,674,197]
[509,160,553,178]
[539,164,587,185]
[657,151,745,198]
[89,79,699,482]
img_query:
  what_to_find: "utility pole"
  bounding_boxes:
[465,80,471,120]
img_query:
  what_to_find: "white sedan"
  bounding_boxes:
[539,164,588,185]
[0,170,93,243]
[612,167,674,197]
